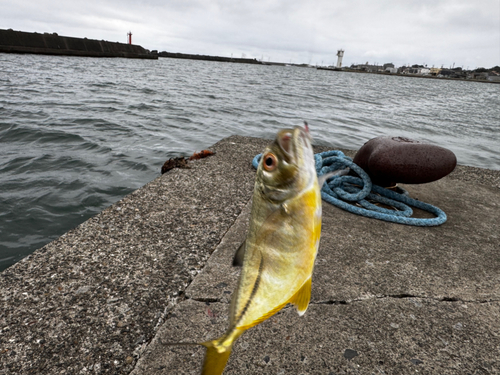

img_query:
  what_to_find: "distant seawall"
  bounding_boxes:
[0,29,158,59]
[158,51,262,65]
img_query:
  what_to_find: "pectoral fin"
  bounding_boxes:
[288,277,312,316]
[232,240,246,267]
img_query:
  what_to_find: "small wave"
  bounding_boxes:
[89,81,117,88]
[0,156,35,174]
[140,87,157,95]
[116,158,151,172]
[0,125,85,145]
[0,256,15,263]
[71,117,99,125]
[127,103,160,111]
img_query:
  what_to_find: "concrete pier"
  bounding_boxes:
[1,136,499,374]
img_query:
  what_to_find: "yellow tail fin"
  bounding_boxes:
[200,328,245,374]
[201,341,233,375]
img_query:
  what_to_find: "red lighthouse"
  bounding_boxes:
[127,31,132,45]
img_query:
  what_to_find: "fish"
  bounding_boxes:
[198,124,325,374]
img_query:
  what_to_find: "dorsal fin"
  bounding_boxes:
[232,240,246,267]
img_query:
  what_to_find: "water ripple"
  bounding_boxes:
[0,54,499,270]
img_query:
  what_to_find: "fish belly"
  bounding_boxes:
[235,184,321,330]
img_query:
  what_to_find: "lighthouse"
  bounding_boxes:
[336,49,344,68]
[127,31,132,45]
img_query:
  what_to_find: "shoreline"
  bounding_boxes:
[317,66,500,84]
[2,28,495,85]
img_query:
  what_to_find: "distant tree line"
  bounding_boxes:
[474,66,500,73]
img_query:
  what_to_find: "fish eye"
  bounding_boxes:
[263,153,278,171]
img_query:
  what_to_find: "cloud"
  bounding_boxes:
[1,0,498,67]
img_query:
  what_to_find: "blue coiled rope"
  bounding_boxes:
[252,150,447,226]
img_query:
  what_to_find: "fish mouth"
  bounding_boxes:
[276,125,311,166]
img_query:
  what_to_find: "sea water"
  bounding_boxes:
[1,54,499,270]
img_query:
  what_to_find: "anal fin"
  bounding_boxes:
[288,277,312,316]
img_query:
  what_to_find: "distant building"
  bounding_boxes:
[383,63,397,73]
[439,68,467,79]
[488,74,500,82]
[400,65,431,75]
[398,66,409,74]
[350,63,384,72]
[467,71,498,81]
[342,60,497,81]
[439,69,453,77]
[450,68,466,79]
[430,67,442,76]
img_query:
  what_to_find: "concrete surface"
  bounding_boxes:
[1,135,499,374]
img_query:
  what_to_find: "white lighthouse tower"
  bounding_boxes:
[336,49,344,68]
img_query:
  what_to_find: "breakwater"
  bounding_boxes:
[0,29,157,59]
[158,51,261,64]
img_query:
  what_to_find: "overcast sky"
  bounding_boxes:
[2,0,499,68]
